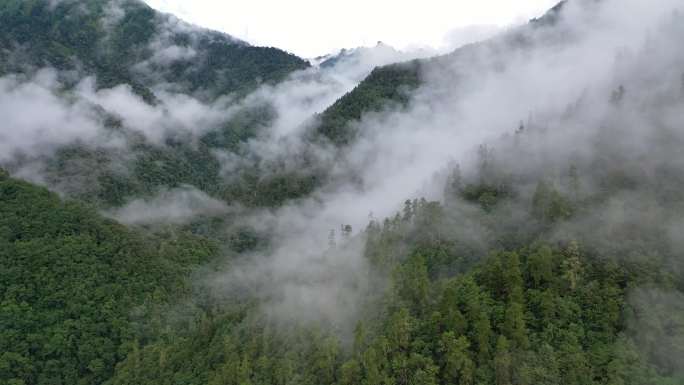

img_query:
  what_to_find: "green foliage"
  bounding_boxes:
[200,104,276,152]
[94,197,684,385]
[532,180,574,223]
[2,3,683,384]
[316,61,422,146]
[0,176,217,385]
[39,121,321,209]
[0,0,308,101]
[461,182,512,212]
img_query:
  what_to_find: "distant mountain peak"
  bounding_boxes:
[315,42,401,69]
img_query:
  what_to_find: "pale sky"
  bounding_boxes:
[143,0,560,57]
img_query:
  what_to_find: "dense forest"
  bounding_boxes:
[0,0,308,101]
[0,170,219,384]
[315,62,422,146]
[1,0,684,384]
[0,0,319,209]
[99,196,684,385]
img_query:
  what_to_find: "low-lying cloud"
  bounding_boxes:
[3,0,684,337]
[107,185,231,225]
[203,0,684,329]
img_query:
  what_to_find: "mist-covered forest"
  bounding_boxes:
[1,0,683,384]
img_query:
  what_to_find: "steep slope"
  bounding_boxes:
[0,0,308,101]
[315,60,422,146]
[0,0,317,210]
[0,169,218,384]
[100,1,684,382]
[314,1,568,146]
[2,1,684,384]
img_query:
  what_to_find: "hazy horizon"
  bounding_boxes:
[143,0,559,57]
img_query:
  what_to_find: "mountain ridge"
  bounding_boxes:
[0,0,309,102]
[2,1,684,384]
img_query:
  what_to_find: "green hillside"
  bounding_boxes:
[316,61,421,146]
[0,0,308,101]
[105,177,684,385]
[0,170,218,384]
[1,1,683,385]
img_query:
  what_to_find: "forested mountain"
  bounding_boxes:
[1,0,684,384]
[0,169,219,384]
[313,1,569,146]
[315,61,422,146]
[0,0,320,210]
[0,0,308,101]
[315,42,417,70]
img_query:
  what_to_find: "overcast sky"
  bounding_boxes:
[143,0,560,57]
